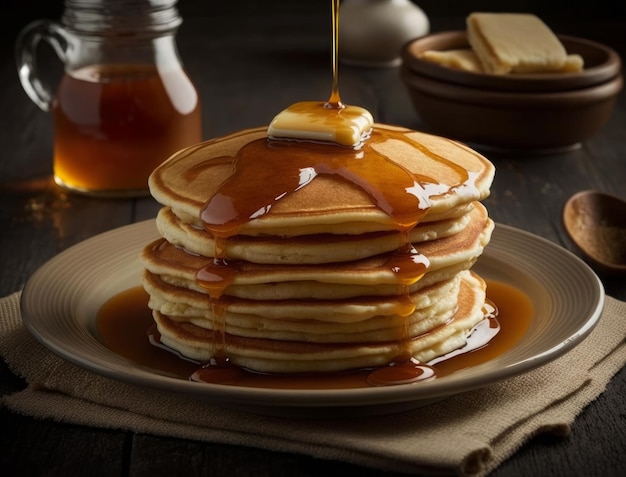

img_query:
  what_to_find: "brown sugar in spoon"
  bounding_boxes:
[563,190,626,275]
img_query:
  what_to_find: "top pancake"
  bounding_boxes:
[149,124,495,237]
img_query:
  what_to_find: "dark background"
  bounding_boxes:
[4,1,624,84]
[2,0,626,41]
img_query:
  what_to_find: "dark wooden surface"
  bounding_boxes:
[1,1,625,475]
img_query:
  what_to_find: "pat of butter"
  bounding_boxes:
[267,101,374,147]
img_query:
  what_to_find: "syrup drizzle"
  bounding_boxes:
[327,0,342,109]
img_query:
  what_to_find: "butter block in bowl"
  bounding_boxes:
[466,12,581,74]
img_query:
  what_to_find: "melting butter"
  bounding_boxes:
[267,101,374,147]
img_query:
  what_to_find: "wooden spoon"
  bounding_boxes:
[563,190,626,275]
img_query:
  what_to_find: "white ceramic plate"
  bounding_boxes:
[21,220,604,417]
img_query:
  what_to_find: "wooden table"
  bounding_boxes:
[1,1,625,475]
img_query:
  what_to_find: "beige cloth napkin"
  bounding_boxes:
[1,290,626,477]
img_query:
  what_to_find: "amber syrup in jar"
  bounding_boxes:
[53,63,201,195]
[16,0,202,197]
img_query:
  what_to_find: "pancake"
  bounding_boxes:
[149,124,494,238]
[143,270,459,323]
[141,122,496,376]
[155,203,474,264]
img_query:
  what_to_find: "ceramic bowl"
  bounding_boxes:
[400,31,623,152]
[401,30,622,93]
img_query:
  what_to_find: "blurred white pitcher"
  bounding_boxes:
[339,0,430,67]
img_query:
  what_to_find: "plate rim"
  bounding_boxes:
[20,220,605,409]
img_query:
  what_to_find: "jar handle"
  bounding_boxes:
[15,19,69,112]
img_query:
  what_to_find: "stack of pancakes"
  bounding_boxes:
[141,124,495,374]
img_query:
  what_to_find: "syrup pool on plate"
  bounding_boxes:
[96,279,534,389]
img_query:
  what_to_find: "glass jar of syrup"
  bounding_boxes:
[15,0,202,197]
